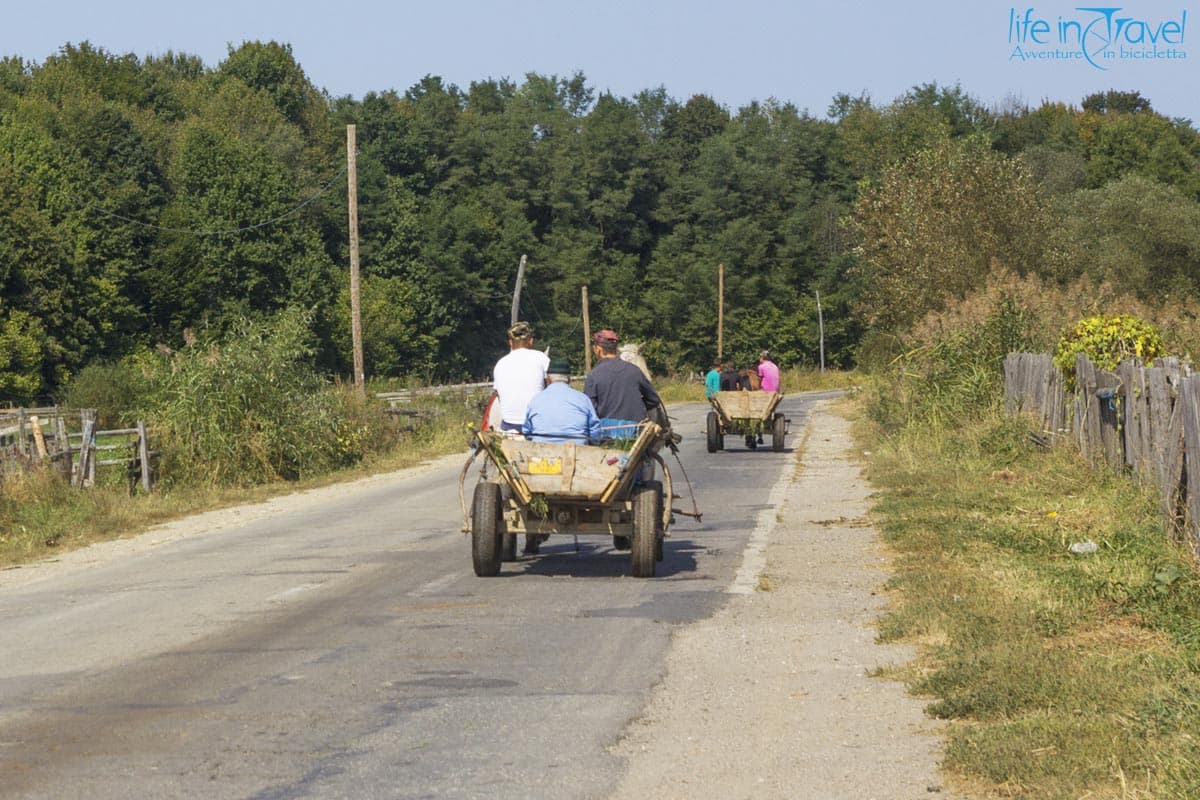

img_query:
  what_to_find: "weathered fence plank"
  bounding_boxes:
[74,416,96,489]
[1005,352,1200,550]
[1002,353,1067,436]
[1181,376,1200,548]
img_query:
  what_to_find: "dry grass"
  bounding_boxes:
[856,391,1200,799]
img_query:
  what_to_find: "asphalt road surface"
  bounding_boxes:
[0,391,840,800]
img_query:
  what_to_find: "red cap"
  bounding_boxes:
[592,329,618,345]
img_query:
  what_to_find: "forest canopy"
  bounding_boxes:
[2,41,1199,403]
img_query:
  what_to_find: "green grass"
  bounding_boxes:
[855,391,1200,799]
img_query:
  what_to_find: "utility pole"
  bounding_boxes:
[510,254,527,325]
[816,289,826,373]
[717,263,725,362]
[582,285,592,371]
[347,124,364,391]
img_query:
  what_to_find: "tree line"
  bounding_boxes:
[2,40,1198,403]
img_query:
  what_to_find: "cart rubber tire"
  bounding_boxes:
[498,483,516,561]
[613,535,631,551]
[706,411,720,453]
[472,482,503,577]
[632,482,661,578]
[645,480,665,562]
[745,434,757,450]
[772,413,786,452]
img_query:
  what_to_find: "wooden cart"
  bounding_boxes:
[706,391,789,452]
[459,421,690,578]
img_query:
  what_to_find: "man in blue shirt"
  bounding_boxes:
[523,358,602,444]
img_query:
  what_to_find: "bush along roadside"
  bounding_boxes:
[0,308,484,569]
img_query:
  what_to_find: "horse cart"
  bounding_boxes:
[459,421,697,578]
[706,391,789,452]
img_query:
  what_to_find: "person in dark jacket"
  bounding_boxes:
[584,329,662,441]
[719,362,741,391]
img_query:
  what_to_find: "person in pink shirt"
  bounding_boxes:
[757,350,781,393]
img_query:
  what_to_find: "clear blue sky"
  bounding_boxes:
[3,0,1196,121]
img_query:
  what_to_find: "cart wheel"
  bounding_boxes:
[772,413,786,452]
[613,535,631,551]
[745,434,757,450]
[471,482,503,577]
[706,411,720,453]
[632,481,662,578]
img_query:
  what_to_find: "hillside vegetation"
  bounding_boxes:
[2,43,1199,401]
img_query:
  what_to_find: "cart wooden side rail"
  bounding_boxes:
[457,420,700,578]
[706,390,788,452]
[485,421,662,506]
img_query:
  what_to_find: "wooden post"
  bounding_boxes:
[17,408,27,456]
[582,285,592,372]
[347,124,364,392]
[816,290,825,373]
[137,420,151,493]
[54,410,67,449]
[29,415,47,460]
[75,412,96,488]
[717,263,725,362]
[511,254,528,325]
[55,412,72,481]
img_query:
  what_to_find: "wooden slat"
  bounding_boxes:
[1180,377,1200,550]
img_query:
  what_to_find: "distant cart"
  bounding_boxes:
[706,391,789,452]
[459,421,700,578]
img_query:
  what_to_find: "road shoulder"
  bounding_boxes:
[609,399,954,799]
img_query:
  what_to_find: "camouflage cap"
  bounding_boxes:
[507,321,534,339]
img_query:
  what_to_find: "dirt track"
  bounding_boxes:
[609,400,959,800]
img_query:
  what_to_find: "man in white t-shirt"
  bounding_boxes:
[492,321,550,433]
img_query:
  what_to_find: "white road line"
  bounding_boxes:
[728,416,806,595]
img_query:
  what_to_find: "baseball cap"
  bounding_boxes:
[547,358,571,376]
[592,329,618,345]
[507,321,534,339]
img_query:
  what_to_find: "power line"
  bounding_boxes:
[83,165,348,237]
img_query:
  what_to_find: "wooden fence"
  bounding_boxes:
[0,407,155,492]
[1004,352,1197,542]
[376,381,493,409]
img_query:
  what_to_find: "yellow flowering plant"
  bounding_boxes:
[1053,314,1165,389]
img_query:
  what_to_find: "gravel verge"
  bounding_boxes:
[608,399,960,800]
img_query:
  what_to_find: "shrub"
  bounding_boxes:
[1053,314,1165,388]
[138,307,377,487]
[59,360,149,428]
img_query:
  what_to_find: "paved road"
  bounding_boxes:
[0,391,840,800]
